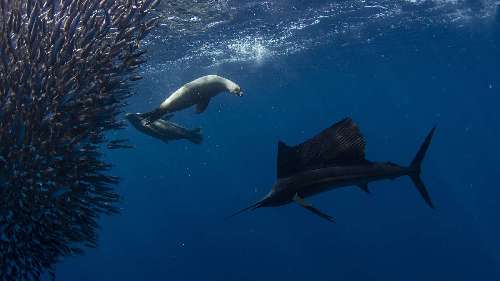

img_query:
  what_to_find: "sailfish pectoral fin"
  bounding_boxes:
[293,194,335,223]
[358,184,371,194]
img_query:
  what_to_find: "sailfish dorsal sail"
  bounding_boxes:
[276,118,366,178]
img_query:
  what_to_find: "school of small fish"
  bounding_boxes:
[0,0,161,280]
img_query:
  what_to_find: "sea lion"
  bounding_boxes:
[139,75,243,122]
[125,113,202,144]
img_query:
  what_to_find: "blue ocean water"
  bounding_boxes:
[58,1,500,280]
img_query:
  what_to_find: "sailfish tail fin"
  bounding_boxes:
[409,126,436,209]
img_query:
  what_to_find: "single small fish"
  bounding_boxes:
[125,58,146,67]
[27,1,40,32]
[228,118,436,222]
[107,139,134,149]
[129,75,142,81]
[60,0,72,12]
[67,13,81,39]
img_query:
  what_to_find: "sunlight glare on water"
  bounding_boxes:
[143,0,499,76]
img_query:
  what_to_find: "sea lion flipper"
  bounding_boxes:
[186,128,203,145]
[195,98,210,113]
[293,194,335,223]
[138,108,165,123]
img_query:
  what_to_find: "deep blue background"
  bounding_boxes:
[58,15,500,281]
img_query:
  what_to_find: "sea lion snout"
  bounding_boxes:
[125,112,138,120]
[230,85,243,96]
[125,113,143,126]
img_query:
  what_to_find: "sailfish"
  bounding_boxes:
[228,118,436,222]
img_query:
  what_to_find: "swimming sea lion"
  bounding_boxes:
[140,75,243,122]
[125,113,203,144]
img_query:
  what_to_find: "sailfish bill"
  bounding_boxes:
[228,118,436,222]
[225,201,263,220]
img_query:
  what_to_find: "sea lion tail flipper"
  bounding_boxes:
[187,128,203,145]
[195,98,211,113]
[293,194,335,223]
